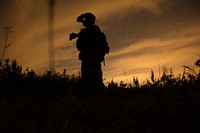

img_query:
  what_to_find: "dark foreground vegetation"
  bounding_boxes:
[0,59,200,133]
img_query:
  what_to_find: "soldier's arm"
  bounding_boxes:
[69,33,79,41]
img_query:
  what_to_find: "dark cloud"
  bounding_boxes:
[103,0,200,51]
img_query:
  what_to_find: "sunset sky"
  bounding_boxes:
[0,0,200,83]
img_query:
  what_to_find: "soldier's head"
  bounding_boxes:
[77,12,96,27]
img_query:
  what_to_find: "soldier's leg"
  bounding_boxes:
[81,60,104,96]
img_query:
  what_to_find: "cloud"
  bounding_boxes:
[101,0,200,52]
[110,25,200,58]
[104,25,200,82]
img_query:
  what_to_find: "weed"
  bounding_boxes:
[0,58,200,132]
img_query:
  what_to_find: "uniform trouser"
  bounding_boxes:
[74,60,105,97]
[81,60,103,85]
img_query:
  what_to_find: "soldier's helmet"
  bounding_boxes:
[77,12,96,25]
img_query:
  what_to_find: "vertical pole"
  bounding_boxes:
[48,0,55,70]
[158,63,161,80]
[1,26,12,60]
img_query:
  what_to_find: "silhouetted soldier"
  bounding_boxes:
[69,12,109,96]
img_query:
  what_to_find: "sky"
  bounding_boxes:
[0,0,200,84]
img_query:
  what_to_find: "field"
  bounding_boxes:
[0,59,200,133]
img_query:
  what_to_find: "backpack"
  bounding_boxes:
[94,32,110,55]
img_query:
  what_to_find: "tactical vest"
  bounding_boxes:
[76,25,109,62]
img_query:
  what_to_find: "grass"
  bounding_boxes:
[0,59,200,133]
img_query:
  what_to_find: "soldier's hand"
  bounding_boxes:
[69,33,78,41]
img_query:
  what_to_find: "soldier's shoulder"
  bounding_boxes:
[93,25,101,31]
